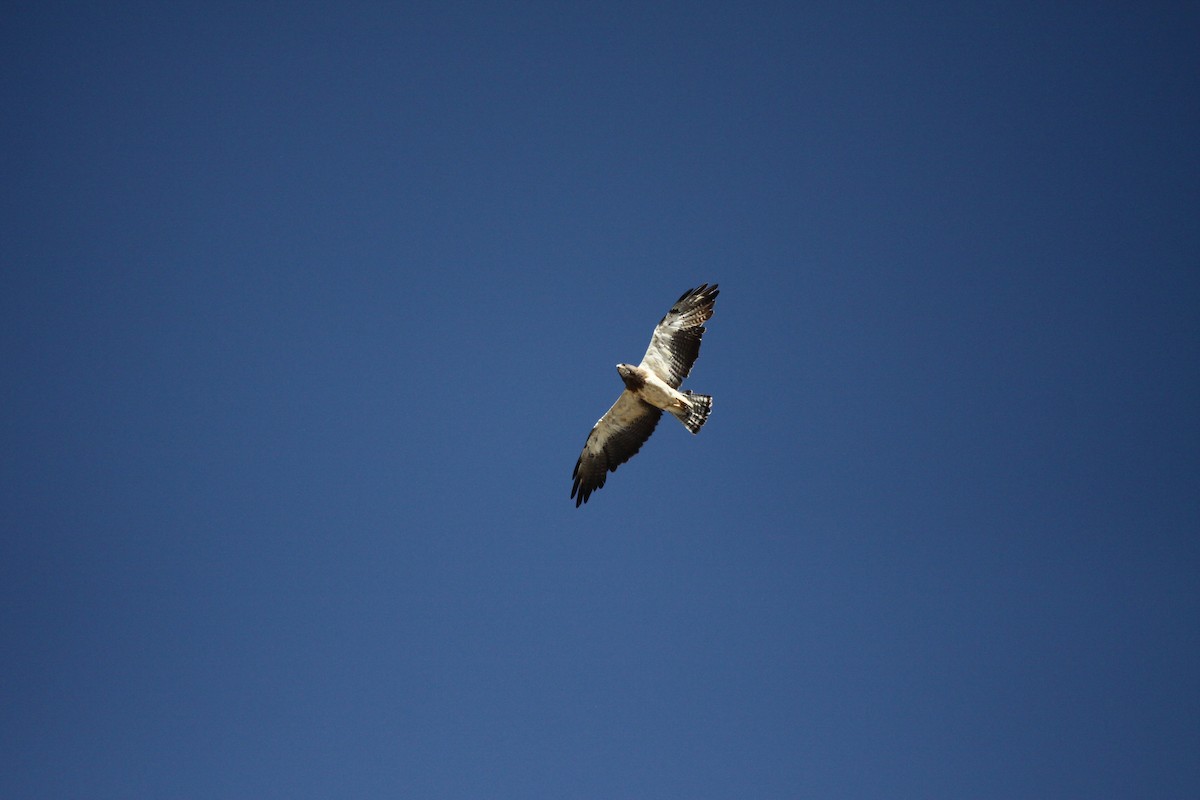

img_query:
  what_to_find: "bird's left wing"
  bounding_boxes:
[639,283,719,388]
[571,390,663,507]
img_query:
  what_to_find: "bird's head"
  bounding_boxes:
[615,363,644,391]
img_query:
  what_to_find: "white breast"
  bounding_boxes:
[635,369,682,410]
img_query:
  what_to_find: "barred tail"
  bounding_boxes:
[676,391,713,434]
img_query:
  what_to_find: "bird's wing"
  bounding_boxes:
[639,283,719,388]
[571,390,663,507]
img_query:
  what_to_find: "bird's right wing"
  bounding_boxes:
[571,390,663,507]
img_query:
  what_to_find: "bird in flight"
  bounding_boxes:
[571,283,719,507]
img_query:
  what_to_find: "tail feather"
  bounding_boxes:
[676,391,713,434]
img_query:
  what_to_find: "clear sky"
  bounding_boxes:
[2,2,1198,797]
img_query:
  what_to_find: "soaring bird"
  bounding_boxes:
[571,284,719,506]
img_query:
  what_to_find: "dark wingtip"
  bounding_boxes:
[571,471,592,506]
[675,283,719,307]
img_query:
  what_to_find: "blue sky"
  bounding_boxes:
[2,2,1198,797]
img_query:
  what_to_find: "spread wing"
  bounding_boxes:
[639,283,719,388]
[571,390,663,507]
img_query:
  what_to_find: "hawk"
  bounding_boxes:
[571,283,719,506]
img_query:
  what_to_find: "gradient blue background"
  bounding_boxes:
[3,3,1198,797]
